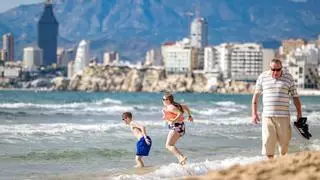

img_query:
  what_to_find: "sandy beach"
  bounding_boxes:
[185,151,320,180]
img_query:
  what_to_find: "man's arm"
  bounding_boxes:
[293,97,302,119]
[251,92,260,124]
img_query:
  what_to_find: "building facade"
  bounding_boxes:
[73,40,90,74]
[190,17,208,48]
[2,33,14,61]
[161,40,195,73]
[23,46,43,70]
[103,51,119,65]
[230,43,263,81]
[286,44,320,88]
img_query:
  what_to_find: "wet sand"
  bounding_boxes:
[185,151,320,180]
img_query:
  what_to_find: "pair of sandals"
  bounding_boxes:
[294,117,312,140]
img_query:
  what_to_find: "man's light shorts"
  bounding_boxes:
[262,117,292,156]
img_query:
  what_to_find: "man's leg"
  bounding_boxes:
[262,117,277,159]
[275,117,292,156]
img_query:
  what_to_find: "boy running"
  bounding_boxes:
[121,112,152,168]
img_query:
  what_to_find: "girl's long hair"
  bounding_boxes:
[164,92,184,113]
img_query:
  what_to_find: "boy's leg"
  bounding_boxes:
[135,156,144,168]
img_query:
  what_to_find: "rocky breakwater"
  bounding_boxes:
[52,65,255,93]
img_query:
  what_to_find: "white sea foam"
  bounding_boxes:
[0,123,126,136]
[0,120,166,138]
[195,116,252,125]
[0,98,123,109]
[215,101,247,109]
[112,155,263,180]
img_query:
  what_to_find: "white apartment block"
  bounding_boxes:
[161,39,194,73]
[214,43,233,79]
[204,46,220,72]
[230,43,263,81]
[286,44,320,88]
[23,46,43,70]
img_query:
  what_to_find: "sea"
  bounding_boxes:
[1,90,320,180]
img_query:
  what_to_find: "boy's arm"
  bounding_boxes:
[131,121,150,145]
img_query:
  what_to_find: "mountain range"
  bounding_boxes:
[0,0,320,62]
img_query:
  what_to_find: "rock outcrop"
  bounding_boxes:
[51,65,255,93]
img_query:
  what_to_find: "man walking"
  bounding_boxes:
[251,58,302,159]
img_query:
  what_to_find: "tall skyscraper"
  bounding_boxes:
[37,0,59,66]
[2,33,14,61]
[74,40,90,74]
[190,17,208,48]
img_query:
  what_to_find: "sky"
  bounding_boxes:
[0,0,43,13]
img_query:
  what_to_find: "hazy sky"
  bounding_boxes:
[0,0,43,13]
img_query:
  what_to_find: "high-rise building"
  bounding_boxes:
[23,46,43,70]
[2,33,14,61]
[73,40,90,74]
[190,17,208,48]
[37,0,59,66]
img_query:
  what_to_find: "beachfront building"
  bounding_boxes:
[73,40,90,74]
[23,46,43,70]
[204,46,220,73]
[2,33,14,61]
[286,44,320,88]
[229,43,263,81]
[215,43,233,79]
[190,17,208,48]
[37,0,59,66]
[103,51,120,65]
[161,38,197,73]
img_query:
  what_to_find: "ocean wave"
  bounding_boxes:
[215,101,247,109]
[0,98,122,109]
[0,121,166,139]
[5,148,129,161]
[195,117,252,125]
[0,123,126,136]
[112,155,263,180]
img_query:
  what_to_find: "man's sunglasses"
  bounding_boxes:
[271,68,282,72]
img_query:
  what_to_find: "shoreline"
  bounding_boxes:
[185,151,320,180]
